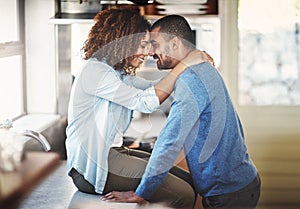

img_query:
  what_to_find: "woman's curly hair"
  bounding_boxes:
[82,7,151,75]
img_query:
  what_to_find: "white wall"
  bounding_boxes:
[25,0,57,114]
[70,23,93,77]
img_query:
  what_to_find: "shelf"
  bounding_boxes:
[49,13,95,24]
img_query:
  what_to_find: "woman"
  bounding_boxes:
[66,7,210,208]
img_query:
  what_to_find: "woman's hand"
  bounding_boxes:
[181,50,215,67]
[171,50,215,77]
[101,191,145,204]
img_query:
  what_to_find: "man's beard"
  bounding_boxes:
[155,46,174,70]
[157,56,173,70]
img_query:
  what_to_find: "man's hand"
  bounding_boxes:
[182,50,215,67]
[101,191,145,204]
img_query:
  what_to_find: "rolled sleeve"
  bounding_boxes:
[130,86,160,113]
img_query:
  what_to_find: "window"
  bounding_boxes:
[238,0,300,105]
[0,0,25,120]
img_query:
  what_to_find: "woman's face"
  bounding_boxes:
[130,31,151,68]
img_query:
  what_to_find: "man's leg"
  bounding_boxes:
[202,174,261,209]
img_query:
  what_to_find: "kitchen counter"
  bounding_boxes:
[0,152,60,209]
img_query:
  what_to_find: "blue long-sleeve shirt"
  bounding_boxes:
[135,62,257,199]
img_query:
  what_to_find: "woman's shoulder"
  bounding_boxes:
[84,58,114,72]
[80,58,122,83]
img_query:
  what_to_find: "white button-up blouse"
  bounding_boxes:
[66,58,160,194]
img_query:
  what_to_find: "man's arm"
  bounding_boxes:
[102,74,205,203]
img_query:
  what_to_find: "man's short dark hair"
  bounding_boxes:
[151,15,195,49]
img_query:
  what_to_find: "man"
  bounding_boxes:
[102,15,261,209]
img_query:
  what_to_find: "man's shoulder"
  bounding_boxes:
[189,62,213,73]
[177,64,203,84]
[175,62,216,94]
[174,67,204,96]
[180,62,219,82]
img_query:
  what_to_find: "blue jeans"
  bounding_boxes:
[202,174,261,209]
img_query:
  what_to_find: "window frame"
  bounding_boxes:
[0,0,26,120]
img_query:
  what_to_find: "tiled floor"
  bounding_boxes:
[19,161,76,209]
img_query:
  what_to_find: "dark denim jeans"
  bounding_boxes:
[202,174,261,209]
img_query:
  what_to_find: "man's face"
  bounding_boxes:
[150,27,177,70]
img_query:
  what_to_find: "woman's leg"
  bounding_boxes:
[103,147,149,193]
[69,147,150,195]
[69,168,98,194]
[104,147,196,208]
[70,146,195,208]
[149,171,196,208]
